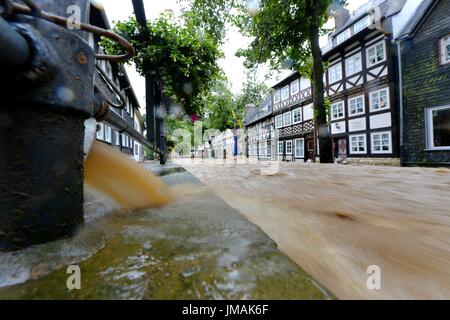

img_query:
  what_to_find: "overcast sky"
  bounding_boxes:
[97,0,365,108]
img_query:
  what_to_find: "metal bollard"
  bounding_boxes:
[0,0,94,251]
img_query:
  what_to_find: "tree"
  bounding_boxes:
[235,0,346,163]
[184,0,346,163]
[101,12,223,116]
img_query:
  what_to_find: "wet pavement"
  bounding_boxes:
[176,158,450,299]
[0,163,333,299]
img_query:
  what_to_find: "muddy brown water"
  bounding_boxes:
[0,161,332,299]
[176,158,450,300]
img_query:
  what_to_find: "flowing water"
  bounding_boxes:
[0,144,332,299]
[177,158,450,300]
[84,141,172,209]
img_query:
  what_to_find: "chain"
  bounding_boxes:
[1,0,135,63]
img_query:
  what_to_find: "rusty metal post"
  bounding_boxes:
[0,0,95,251]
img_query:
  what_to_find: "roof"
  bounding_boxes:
[245,95,273,126]
[398,0,437,38]
[270,71,299,89]
[323,0,408,54]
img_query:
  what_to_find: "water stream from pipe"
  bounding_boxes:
[84,140,172,210]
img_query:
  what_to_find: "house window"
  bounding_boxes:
[293,108,302,124]
[274,90,281,103]
[291,80,300,95]
[96,123,104,140]
[350,134,367,154]
[331,101,345,120]
[440,35,450,65]
[283,111,292,126]
[294,138,304,158]
[278,141,284,155]
[371,131,392,153]
[115,131,120,146]
[370,88,389,112]
[426,105,450,150]
[286,140,293,155]
[282,85,290,101]
[348,95,365,117]
[104,125,112,143]
[366,41,386,67]
[346,53,362,76]
[354,16,370,34]
[267,141,272,158]
[336,29,350,45]
[329,63,342,83]
[275,115,283,129]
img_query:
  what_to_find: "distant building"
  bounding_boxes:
[271,73,315,162]
[89,5,145,162]
[245,96,274,160]
[397,0,450,166]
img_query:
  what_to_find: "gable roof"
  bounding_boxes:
[323,0,407,54]
[245,95,273,126]
[398,0,438,38]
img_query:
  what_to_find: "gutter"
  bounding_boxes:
[396,39,405,166]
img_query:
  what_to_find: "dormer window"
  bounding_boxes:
[336,29,350,45]
[282,85,290,101]
[440,35,450,65]
[354,15,370,34]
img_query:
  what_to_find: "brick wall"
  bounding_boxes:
[401,0,450,166]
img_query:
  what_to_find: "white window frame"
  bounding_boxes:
[348,95,365,117]
[328,63,342,84]
[426,105,450,150]
[346,52,362,76]
[440,35,450,65]
[291,79,300,95]
[294,138,305,158]
[336,28,350,45]
[274,90,281,103]
[285,140,293,155]
[104,125,112,143]
[293,108,302,124]
[283,111,292,127]
[282,85,290,101]
[366,41,386,67]
[115,131,120,146]
[278,141,284,155]
[349,134,367,154]
[354,15,370,34]
[371,131,392,154]
[369,87,390,112]
[331,101,345,121]
[96,123,104,140]
[275,115,283,129]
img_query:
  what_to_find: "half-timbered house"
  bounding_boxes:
[322,0,423,165]
[89,5,145,162]
[272,72,315,161]
[245,95,274,160]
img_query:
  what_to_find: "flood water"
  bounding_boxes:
[0,156,332,299]
[177,158,450,300]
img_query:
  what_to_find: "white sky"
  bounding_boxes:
[98,0,365,108]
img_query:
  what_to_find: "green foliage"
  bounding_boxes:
[101,13,224,115]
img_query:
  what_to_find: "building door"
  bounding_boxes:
[305,139,314,161]
[338,138,347,158]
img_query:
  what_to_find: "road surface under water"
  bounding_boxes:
[0,166,332,299]
[176,158,450,300]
